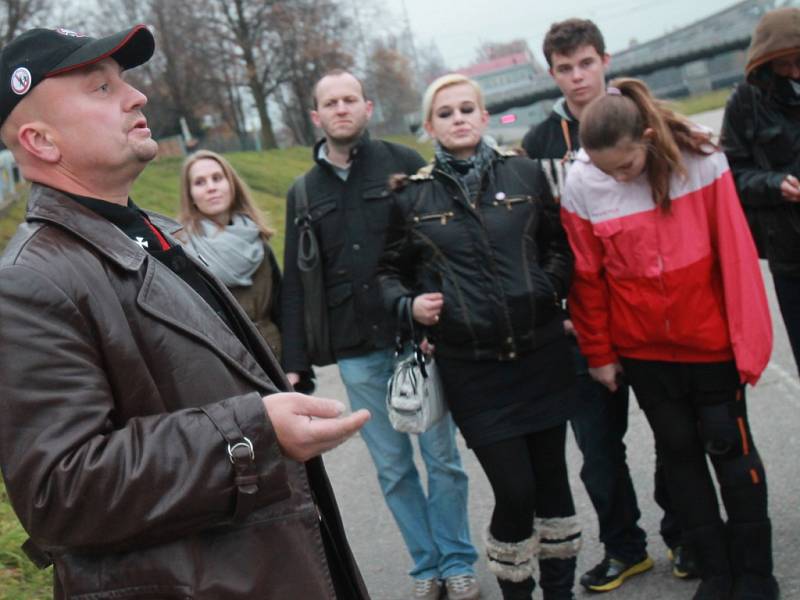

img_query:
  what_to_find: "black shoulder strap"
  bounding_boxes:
[293,173,309,219]
[737,83,772,171]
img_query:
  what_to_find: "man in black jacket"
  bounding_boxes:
[722,6,800,377]
[521,19,690,593]
[281,70,480,600]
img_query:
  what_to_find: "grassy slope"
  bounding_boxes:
[668,88,732,116]
[0,134,431,596]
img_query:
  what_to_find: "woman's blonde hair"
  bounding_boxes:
[421,73,485,125]
[178,149,273,238]
[579,77,715,212]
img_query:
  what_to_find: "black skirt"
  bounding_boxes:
[436,334,576,448]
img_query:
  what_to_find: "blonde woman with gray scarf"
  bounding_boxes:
[178,150,289,377]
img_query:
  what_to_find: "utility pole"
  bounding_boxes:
[400,0,422,88]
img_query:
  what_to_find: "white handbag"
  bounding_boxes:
[386,298,448,434]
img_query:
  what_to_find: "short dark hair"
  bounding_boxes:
[542,19,606,67]
[312,69,367,109]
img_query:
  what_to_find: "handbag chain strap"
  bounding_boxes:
[394,297,429,378]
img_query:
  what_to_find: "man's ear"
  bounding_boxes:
[17,123,61,163]
[310,110,321,128]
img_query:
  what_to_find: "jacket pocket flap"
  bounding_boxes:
[310,200,337,220]
[326,281,353,307]
[363,185,390,200]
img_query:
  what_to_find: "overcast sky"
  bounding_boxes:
[383,0,743,69]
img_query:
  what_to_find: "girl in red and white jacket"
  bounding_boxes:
[561,78,778,600]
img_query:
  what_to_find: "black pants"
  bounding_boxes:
[473,423,575,542]
[621,359,769,533]
[773,272,800,375]
[570,342,667,562]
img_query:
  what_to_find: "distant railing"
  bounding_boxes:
[0,149,24,214]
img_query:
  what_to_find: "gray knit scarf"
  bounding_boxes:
[182,214,264,287]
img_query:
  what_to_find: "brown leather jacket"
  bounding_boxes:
[0,184,368,599]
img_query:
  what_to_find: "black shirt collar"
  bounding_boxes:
[66,193,168,252]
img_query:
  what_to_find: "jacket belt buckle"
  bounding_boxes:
[228,437,255,464]
[294,214,312,227]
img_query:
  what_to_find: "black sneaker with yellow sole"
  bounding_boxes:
[668,545,700,580]
[579,555,654,592]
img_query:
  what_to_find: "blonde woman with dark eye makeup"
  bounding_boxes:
[378,74,581,600]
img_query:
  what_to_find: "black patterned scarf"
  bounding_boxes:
[434,138,498,200]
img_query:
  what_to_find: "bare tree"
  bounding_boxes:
[417,40,449,85]
[364,35,420,134]
[0,0,51,43]
[275,0,355,145]
[212,0,291,150]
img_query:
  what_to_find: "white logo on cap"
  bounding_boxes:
[55,27,86,38]
[10,67,32,96]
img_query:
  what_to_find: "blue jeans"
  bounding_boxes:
[773,272,800,375]
[338,348,478,580]
[569,345,650,563]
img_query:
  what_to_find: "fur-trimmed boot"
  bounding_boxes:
[728,520,780,600]
[685,523,733,600]
[536,516,581,600]
[485,528,538,600]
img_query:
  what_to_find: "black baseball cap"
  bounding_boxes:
[0,25,155,126]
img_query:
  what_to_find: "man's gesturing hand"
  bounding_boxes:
[263,393,370,462]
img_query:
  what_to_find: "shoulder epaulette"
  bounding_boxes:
[409,163,435,181]
[498,146,524,157]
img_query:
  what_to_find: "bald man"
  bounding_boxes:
[0,25,369,599]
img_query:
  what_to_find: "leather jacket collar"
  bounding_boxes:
[25,183,181,272]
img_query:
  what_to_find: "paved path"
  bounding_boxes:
[323,264,799,599]
[322,108,800,599]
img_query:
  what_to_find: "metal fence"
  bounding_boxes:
[0,149,24,214]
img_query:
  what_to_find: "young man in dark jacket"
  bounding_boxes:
[0,26,369,599]
[722,6,800,378]
[521,19,690,593]
[281,70,480,600]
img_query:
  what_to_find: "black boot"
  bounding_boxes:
[685,523,733,600]
[497,578,535,600]
[728,520,780,600]
[536,516,580,600]
[539,557,576,600]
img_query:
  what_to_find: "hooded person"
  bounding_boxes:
[721,6,800,377]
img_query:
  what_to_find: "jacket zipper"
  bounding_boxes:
[434,163,518,357]
[492,195,532,210]
[414,211,455,225]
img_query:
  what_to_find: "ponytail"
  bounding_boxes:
[579,77,715,211]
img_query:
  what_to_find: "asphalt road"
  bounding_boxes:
[322,108,800,599]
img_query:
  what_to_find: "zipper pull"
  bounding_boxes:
[196,254,210,267]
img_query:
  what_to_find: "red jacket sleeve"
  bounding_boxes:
[560,195,618,368]
[707,163,773,384]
